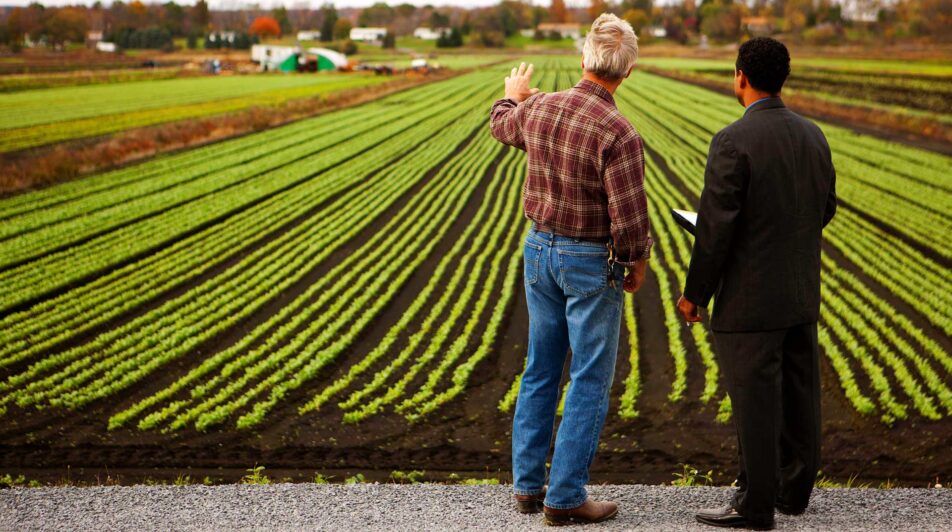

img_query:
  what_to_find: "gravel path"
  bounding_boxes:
[2,483,950,531]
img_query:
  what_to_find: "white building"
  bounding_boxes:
[413,27,449,40]
[536,23,582,39]
[208,31,237,44]
[96,41,117,53]
[350,27,387,42]
[251,44,297,68]
[297,30,322,41]
[841,0,879,22]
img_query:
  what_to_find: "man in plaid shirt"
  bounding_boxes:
[490,13,650,526]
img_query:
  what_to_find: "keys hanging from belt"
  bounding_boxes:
[606,241,617,288]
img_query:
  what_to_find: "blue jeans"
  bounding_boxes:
[512,226,625,509]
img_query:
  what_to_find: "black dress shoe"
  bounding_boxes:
[775,500,806,516]
[695,505,775,530]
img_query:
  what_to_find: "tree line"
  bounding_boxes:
[0,0,947,52]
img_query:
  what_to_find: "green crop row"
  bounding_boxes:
[0,70,501,420]
[616,67,950,423]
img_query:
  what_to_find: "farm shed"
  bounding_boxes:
[306,48,348,71]
[350,27,387,42]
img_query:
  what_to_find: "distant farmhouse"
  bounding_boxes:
[296,30,322,41]
[413,27,449,40]
[646,26,667,38]
[208,31,237,45]
[536,23,583,39]
[350,27,387,42]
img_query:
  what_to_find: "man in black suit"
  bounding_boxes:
[677,37,837,530]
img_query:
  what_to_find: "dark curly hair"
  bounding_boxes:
[735,37,790,94]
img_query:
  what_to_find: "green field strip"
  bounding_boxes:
[822,255,952,378]
[611,71,948,422]
[181,134,502,431]
[824,271,952,416]
[394,152,527,417]
[305,147,520,418]
[0,80,453,219]
[0,76,392,152]
[624,72,951,259]
[0,78,484,272]
[0,75,500,413]
[619,73,952,338]
[0,85,469,370]
[410,231,526,421]
[0,73,384,129]
[0,107,421,258]
[0,99,418,240]
[0,75,495,314]
[109,130,498,431]
[617,295,641,420]
[0,83,462,368]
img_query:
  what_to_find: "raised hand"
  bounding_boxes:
[504,62,540,103]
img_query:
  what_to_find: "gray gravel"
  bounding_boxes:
[2,483,950,531]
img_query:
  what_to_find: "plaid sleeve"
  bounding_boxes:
[489,97,527,151]
[602,128,652,267]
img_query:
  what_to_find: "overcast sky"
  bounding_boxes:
[1,0,606,8]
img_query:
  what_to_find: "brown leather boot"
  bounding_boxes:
[543,498,618,526]
[514,488,547,514]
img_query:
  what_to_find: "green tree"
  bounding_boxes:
[436,26,464,47]
[190,0,209,33]
[623,8,650,32]
[358,2,395,27]
[395,3,416,19]
[333,18,352,40]
[430,11,450,28]
[272,6,292,36]
[699,0,745,41]
[382,31,396,48]
[160,2,186,37]
[319,3,338,42]
[45,7,88,48]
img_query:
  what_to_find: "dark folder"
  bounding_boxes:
[671,209,697,236]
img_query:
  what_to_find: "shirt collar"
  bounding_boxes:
[744,95,779,116]
[575,79,616,106]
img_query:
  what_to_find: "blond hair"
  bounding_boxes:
[582,13,639,81]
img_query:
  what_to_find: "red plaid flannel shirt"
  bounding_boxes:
[489,79,652,267]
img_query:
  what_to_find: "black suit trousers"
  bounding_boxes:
[713,322,822,523]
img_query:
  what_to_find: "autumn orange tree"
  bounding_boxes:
[249,16,281,38]
[549,0,567,23]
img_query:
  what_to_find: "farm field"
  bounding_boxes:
[638,56,952,149]
[0,72,395,153]
[0,66,192,93]
[0,56,949,486]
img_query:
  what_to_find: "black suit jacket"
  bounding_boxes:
[684,98,836,332]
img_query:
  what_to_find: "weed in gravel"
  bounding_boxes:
[345,473,367,484]
[241,465,272,485]
[671,464,714,487]
[390,470,425,484]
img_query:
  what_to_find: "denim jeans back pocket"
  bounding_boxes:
[524,240,543,286]
[557,248,610,297]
